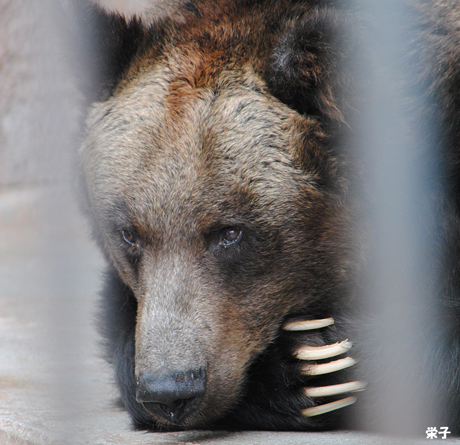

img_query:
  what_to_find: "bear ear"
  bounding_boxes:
[267,7,354,124]
[63,0,145,103]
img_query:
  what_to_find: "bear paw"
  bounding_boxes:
[283,317,367,418]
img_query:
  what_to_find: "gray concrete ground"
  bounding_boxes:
[0,185,458,445]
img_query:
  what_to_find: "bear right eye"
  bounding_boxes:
[220,227,243,248]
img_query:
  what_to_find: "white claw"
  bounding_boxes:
[302,396,357,417]
[301,356,357,376]
[295,340,352,360]
[304,381,367,398]
[283,317,334,331]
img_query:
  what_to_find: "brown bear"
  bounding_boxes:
[74,0,460,433]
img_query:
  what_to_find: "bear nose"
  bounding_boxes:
[136,368,206,424]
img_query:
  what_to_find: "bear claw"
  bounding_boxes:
[295,340,353,360]
[302,396,358,417]
[283,317,335,331]
[304,380,367,398]
[283,317,364,417]
[301,356,357,376]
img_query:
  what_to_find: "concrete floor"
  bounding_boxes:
[0,185,458,445]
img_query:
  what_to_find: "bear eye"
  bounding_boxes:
[221,227,242,248]
[122,229,137,246]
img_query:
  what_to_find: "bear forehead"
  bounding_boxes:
[83,62,317,225]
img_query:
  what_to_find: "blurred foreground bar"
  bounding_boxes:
[352,0,447,435]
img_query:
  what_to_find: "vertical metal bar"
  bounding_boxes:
[352,0,442,435]
[38,1,93,443]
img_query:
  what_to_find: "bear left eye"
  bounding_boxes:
[221,228,243,248]
[122,229,137,246]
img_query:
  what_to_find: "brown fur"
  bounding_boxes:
[78,0,460,432]
[81,0,354,428]
[82,73,350,426]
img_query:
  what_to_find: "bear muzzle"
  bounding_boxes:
[136,368,207,424]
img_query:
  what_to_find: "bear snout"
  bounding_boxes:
[136,368,206,424]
